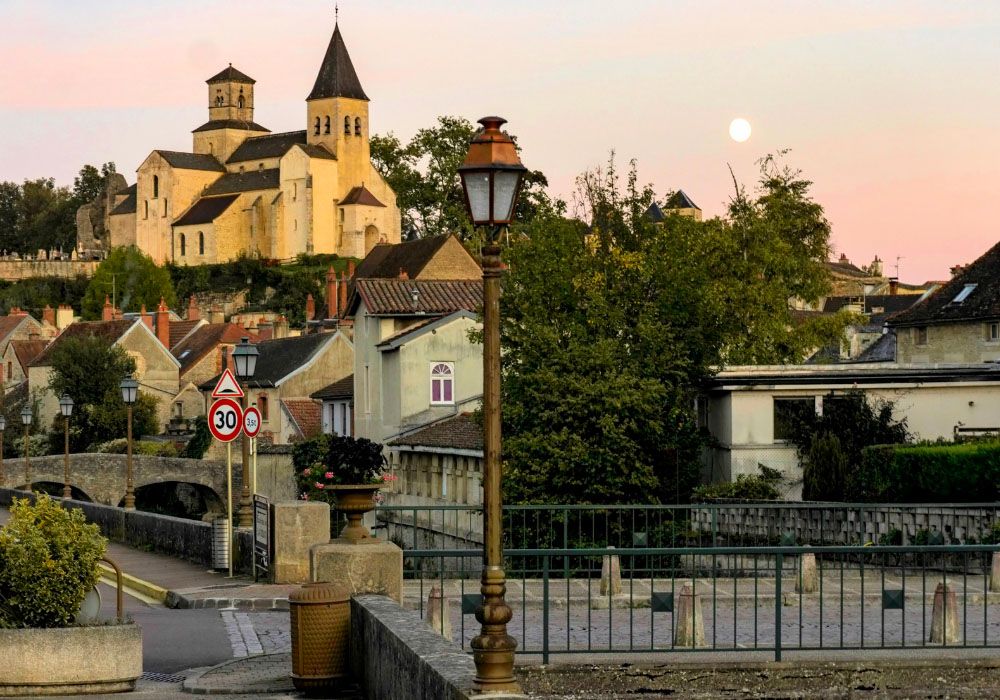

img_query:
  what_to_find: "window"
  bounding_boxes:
[143,200,149,219]
[354,117,361,136]
[339,208,345,224]
[237,92,245,109]
[314,117,321,135]
[198,231,205,255]
[430,362,454,405]
[152,175,159,199]
[162,198,168,217]
[324,116,331,134]
[179,233,186,256]
[989,322,1000,342]
[332,400,351,436]
[344,116,351,135]
[952,283,978,304]
[773,397,814,441]
[174,402,183,418]
[215,92,223,107]
[293,182,297,201]
[258,395,269,421]
[6,361,10,380]
[916,326,928,346]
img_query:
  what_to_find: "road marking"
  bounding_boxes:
[98,575,163,606]
[222,610,263,657]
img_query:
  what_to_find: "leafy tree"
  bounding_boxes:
[72,162,116,205]
[81,246,176,319]
[0,182,20,253]
[182,417,212,459]
[803,432,848,501]
[16,178,76,254]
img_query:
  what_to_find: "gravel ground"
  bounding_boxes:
[516,660,1000,698]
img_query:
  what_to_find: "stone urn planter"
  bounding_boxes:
[0,623,142,696]
[329,484,380,543]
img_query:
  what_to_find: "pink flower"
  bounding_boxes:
[325,471,334,480]
[382,473,398,482]
[302,468,311,476]
[314,482,324,490]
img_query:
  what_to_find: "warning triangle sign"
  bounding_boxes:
[212,368,245,399]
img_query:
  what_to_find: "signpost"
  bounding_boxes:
[209,371,245,578]
[208,397,243,443]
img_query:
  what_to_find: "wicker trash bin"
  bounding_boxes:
[289,581,350,691]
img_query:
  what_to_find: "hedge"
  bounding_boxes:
[854,441,1000,502]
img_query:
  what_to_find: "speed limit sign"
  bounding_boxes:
[243,406,262,438]
[208,398,243,443]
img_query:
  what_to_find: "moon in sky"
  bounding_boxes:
[729,118,752,143]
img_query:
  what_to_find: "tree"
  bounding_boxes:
[81,246,176,319]
[72,162,116,205]
[803,432,848,501]
[16,178,76,254]
[0,182,20,253]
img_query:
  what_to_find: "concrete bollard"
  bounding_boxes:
[600,548,622,596]
[424,585,452,641]
[929,582,961,645]
[795,552,818,594]
[673,584,705,648]
[990,552,1000,593]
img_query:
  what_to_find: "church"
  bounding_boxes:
[84,21,401,265]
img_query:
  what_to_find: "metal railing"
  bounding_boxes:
[406,544,1000,662]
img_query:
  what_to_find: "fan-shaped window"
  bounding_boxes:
[354,117,361,136]
[152,175,159,199]
[198,231,205,255]
[314,117,321,135]
[430,362,454,405]
[179,233,186,257]
[344,116,351,135]
[324,116,331,135]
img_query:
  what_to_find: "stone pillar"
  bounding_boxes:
[272,502,331,584]
[990,552,1000,593]
[424,585,452,640]
[795,552,818,594]
[311,539,403,604]
[929,582,960,644]
[600,548,622,596]
[673,584,705,648]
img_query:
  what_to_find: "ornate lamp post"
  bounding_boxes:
[0,415,6,487]
[20,405,31,491]
[457,116,526,692]
[120,375,138,510]
[232,337,258,528]
[59,394,74,499]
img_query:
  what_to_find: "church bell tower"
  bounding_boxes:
[306,23,370,166]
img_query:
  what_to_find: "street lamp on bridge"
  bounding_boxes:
[232,337,258,528]
[120,374,138,510]
[59,393,74,499]
[457,115,526,692]
[20,404,31,491]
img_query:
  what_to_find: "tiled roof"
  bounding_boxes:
[855,332,896,362]
[311,374,354,400]
[298,144,336,160]
[388,413,483,452]
[206,65,256,84]
[199,332,335,389]
[890,240,1000,327]
[826,260,870,278]
[353,235,459,280]
[226,131,307,163]
[353,279,482,316]
[167,319,203,350]
[282,398,322,440]
[0,315,29,344]
[203,169,280,196]
[307,24,369,101]
[31,320,137,367]
[110,184,137,216]
[173,195,240,226]
[822,295,920,316]
[341,185,385,207]
[173,323,248,376]
[192,119,270,134]
[665,189,699,210]
[154,151,226,172]
[10,340,48,373]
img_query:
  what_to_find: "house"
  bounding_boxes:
[889,240,1000,364]
[0,310,50,366]
[352,233,482,282]
[701,363,1000,499]
[171,321,252,423]
[311,374,354,436]
[2,340,49,387]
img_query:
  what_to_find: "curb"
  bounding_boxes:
[98,562,168,603]
[165,591,289,611]
[181,653,296,695]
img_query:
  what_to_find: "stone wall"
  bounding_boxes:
[0,260,99,282]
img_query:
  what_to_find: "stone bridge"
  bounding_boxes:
[0,453,234,511]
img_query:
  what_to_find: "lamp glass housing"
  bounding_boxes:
[233,337,258,381]
[461,171,491,225]
[59,394,74,418]
[120,376,138,405]
[20,406,31,426]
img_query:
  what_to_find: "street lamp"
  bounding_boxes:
[120,375,138,510]
[232,337,258,528]
[457,115,526,692]
[20,405,31,491]
[59,394,74,498]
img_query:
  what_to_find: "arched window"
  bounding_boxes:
[324,116,331,134]
[314,117,321,135]
[344,116,351,135]
[179,233,186,257]
[152,175,159,199]
[215,93,224,107]
[238,94,245,109]
[354,117,361,136]
[198,231,205,255]
[430,362,454,405]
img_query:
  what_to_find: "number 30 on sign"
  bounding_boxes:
[208,398,243,442]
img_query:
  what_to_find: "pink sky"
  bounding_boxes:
[1,0,998,283]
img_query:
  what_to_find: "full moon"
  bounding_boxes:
[729,118,752,142]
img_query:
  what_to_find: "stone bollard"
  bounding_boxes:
[600,547,622,596]
[929,582,961,644]
[990,552,1000,593]
[673,584,705,648]
[795,552,818,594]
[424,585,452,641]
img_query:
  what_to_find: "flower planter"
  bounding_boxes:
[329,484,380,543]
[0,622,142,696]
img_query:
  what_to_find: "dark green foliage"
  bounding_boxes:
[182,417,212,459]
[0,276,90,317]
[0,496,107,628]
[82,246,176,319]
[855,441,1000,502]
[293,434,388,504]
[803,432,848,501]
[692,465,783,501]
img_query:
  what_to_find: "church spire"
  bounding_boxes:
[307,23,369,102]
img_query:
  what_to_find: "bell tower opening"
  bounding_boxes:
[206,64,255,123]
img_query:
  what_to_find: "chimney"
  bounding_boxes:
[305,293,315,322]
[275,315,289,339]
[257,321,274,341]
[839,253,849,263]
[141,304,153,330]
[398,268,409,280]
[326,267,338,319]
[209,303,224,325]
[42,305,55,327]
[55,305,73,331]
[950,264,966,278]
[347,260,356,278]
[112,307,123,321]
[339,273,348,318]
[888,277,899,296]
[102,295,113,322]
[155,297,170,348]
[187,295,200,321]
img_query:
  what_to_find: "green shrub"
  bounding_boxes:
[89,438,177,457]
[803,432,847,501]
[293,434,388,504]
[182,417,212,459]
[854,441,1000,502]
[0,496,107,628]
[692,465,782,501]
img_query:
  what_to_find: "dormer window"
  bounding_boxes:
[952,283,978,304]
[354,117,361,136]
[344,116,351,135]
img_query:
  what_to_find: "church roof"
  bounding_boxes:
[341,185,385,207]
[192,119,270,134]
[110,184,137,216]
[297,144,337,160]
[665,189,699,210]
[203,169,280,196]
[353,235,462,281]
[154,151,226,172]
[206,65,255,84]
[226,131,307,164]
[173,195,240,226]
[307,24,369,101]
[645,202,665,223]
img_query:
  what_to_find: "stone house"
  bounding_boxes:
[2,340,49,388]
[172,322,252,423]
[0,311,49,385]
